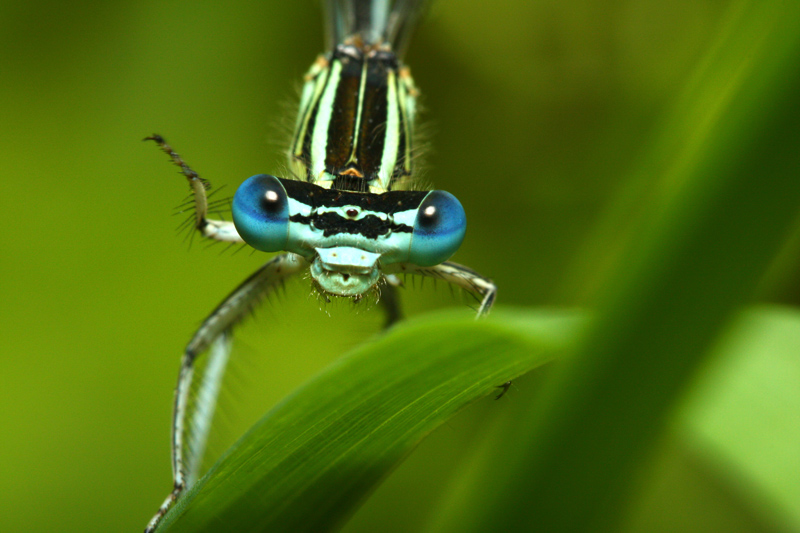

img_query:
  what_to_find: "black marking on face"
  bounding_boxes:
[280,178,426,214]
[289,212,413,239]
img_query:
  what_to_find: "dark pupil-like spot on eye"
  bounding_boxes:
[261,188,281,213]
[346,208,358,217]
[419,205,439,228]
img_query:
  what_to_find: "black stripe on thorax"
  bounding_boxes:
[324,46,364,171]
[352,50,397,177]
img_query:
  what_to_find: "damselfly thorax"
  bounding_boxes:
[291,38,417,193]
[144,2,496,531]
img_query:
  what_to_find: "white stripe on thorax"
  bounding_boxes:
[378,69,400,190]
[310,59,343,183]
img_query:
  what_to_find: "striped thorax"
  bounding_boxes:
[291,39,417,193]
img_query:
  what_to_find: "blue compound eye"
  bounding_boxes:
[408,190,467,266]
[232,174,290,252]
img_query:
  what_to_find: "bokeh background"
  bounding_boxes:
[1,1,798,531]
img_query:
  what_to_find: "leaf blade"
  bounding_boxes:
[158,308,582,532]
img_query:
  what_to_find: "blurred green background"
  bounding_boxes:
[1,1,798,532]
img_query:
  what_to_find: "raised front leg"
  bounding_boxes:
[145,253,307,533]
[390,261,497,316]
[145,134,243,243]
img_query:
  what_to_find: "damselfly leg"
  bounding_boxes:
[387,262,497,316]
[145,135,242,243]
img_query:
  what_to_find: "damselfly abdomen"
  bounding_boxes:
[144,1,495,531]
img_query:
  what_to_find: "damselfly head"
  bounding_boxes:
[232,175,468,297]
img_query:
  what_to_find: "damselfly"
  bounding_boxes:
[144,1,495,530]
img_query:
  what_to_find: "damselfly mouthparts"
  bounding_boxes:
[144,1,495,531]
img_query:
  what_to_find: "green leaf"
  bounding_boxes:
[682,306,800,531]
[430,2,800,532]
[157,308,583,532]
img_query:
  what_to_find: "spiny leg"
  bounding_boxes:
[145,253,308,533]
[145,134,243,243]
[390,261,497,316]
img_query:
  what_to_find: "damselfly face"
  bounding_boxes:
[232,174,467,296]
